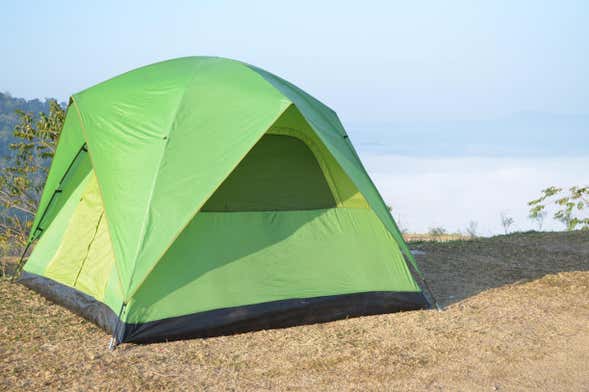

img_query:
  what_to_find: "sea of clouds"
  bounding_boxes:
[348,112,589,235]
[357,152,589,236]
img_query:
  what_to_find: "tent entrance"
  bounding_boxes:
[129,131,422,324]
[202,134,336,212]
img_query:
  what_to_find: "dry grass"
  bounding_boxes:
[1,231,588,391]
[404,233,469,242]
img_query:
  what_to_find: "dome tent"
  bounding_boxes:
[19,57,430,345]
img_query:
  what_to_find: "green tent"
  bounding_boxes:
[19,57,429,344]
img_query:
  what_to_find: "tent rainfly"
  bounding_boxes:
[19,57,430,345]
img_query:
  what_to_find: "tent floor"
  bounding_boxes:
[19,271,429,344]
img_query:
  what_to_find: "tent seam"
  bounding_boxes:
[70,96,127,301]
[72,211,104,288]
[124,62,206,301]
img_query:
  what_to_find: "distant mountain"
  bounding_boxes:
[348,112,589,157]
[0,92,54,162]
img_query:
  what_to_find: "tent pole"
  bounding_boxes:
[28,143,88,243]
[404,252,442,311]
[420,277,442,312]
[11,239,33,282]
[109,303,127,351]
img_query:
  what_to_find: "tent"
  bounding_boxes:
[19,57,430,344]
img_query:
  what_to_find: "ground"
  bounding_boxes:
[1,231,588,391]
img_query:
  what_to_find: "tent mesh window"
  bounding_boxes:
[202,134,336,211]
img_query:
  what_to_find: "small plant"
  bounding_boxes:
[428,226,447,238]
[465,220,478,238]
[500,213,514,234]
[529,209,546,231]
[395,214,409,235]
[0,100,64,276]
[387,204,408,234]
[529,186,589,231]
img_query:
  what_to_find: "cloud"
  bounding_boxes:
[360,153,589,235]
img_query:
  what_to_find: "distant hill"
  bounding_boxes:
[2,91,588,160]
[0,92,54,162]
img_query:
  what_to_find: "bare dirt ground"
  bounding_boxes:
[1,231,588,391]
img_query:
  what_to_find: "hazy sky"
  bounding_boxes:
[2,1,588,234]
[2,1,588,123]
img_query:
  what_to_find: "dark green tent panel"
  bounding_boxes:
[202,134,336,211]
[19,57,429,344]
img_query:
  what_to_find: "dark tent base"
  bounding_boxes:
[19,271,430,344]
[19,272,120,335]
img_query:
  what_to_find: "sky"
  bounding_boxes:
[2,1,588,234]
